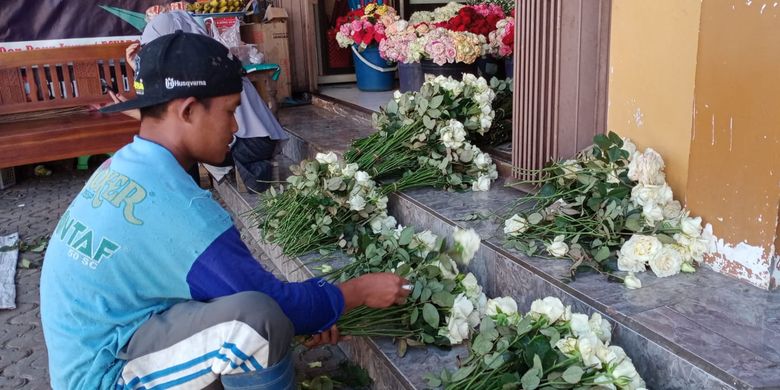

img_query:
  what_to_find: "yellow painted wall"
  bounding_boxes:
[606,0,702,200]
[686,1,780,289]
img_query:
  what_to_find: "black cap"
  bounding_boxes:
[101,30,244,113]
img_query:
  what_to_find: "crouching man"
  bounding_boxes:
[40,31,408,390]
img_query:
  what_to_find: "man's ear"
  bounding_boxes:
[175,97,199,123]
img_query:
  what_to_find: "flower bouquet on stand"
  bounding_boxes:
[336,3,399,91]
[502,132,716,288]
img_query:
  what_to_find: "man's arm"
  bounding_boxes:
[185,226,409,335]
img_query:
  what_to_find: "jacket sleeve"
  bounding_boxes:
[185,226,344,335]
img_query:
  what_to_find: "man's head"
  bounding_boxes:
[102,31,244,166]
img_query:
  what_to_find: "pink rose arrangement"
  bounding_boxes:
[488,16,514,58]
[335,3,399,51]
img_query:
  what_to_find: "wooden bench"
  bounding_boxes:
[0,43,140,169]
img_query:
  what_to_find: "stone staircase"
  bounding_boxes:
[213,94,780,390]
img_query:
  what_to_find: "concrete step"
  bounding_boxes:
[214,97,780,390]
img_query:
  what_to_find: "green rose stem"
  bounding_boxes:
[337,304,421,339]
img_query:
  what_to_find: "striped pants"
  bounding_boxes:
[116,291,295,389]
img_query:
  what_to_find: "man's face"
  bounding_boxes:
[188,94,241,164]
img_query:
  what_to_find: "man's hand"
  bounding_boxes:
[89,91,141,120]
[125,42,141,72]
[303,325,346,348]
[338,272,410,312]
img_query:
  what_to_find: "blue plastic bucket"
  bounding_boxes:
[352,45,396,91]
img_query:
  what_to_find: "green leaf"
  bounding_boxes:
[561,365,584,384]
[429,95,444,109]
[423,115,436,129]
[422,303,440,328]
[431,291,455,307]
[397,338,408,358]
[450,365,477,382]
[607,147,622,163]
[656,233,676,245]
[29,241,47,253]
[485,352,508,369]
[520,369,540,390]
[386,99,398,114]
[607,131,623,146]
[472,333,495,355]
[539,327,560,349]
[428,108,442,118]
[625,214,642,232]
[527,213,543,225]
[399,227,415,246]
[423,373,442,388]
[410,307,419,324]
[19,258,31,269]
[412,281,423,301]
[593,246,611,262]
[593,134,610,150]
[421,287,433,302]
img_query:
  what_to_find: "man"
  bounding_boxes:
[40,31,408,390]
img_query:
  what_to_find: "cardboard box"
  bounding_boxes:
[240,7,292,102]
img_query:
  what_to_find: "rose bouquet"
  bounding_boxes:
[409,2,465,25]
[254,152,388,257]
[503,132,716,287]
[335,3,399,51]
[335,228,485,348]
[467,0,516,15]
[435,4,505,37]
[430,296,646,390]
[344,74,503,192]
[488,16,514,58]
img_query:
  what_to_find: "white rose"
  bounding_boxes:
[461,273,482,299]
[681,216,703,237]
[342,163,359,178]
[641,203,665,226]
[621,138,637,158]
[561,305,572,322]
[612,359,643,388]
[413,230,438,257]
[618,235,662,272]
[530,296,565,324]
[593,375,616,390]
[662,200,683,220]
[354,171,371,186]
[486,296,518,317]
[546,235,569,257]
[597,345,627,366]
[437,255,459,279]
[569,313,591,337]
[555,337,578,355]
[648,245,683,278]
[627,148,666,185]
[473,292,488,316]
[453,228,481,265]
[315,151,338,165]
[472,175,492,192]
[631,183,673,207]
[452,293,474,319]
[472,152,491,169]
[503,214,529,236]
[560,159,581,180]
[589,313,612,343]
[348,194,366,211]
[479,116,492,131]
[446,315,470,344]
[577,333,604,369]
[624,272,642,289]
[458,146,474,163]
[370,214,397,234]
[393,90,402,100]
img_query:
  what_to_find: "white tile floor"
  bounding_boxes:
[318,83,395,112]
